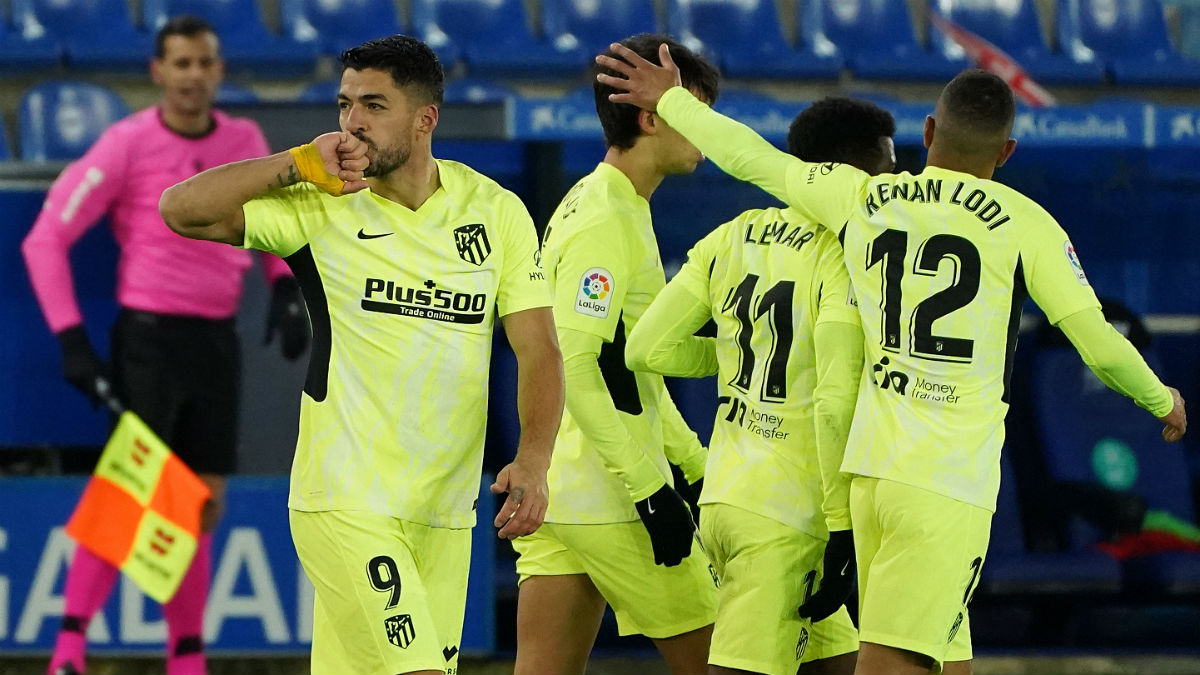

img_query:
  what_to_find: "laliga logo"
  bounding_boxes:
[582,272,610,300]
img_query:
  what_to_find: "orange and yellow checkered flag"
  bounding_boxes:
[66,411,210,603]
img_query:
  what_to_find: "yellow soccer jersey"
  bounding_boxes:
[668,208,859,537]
[657,87,1108,511]
[242,159,550,527]
[541,162,680,524]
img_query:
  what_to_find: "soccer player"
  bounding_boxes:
[597,54,1188,675]
[159,35,564,675]
[626,97,897,675]
[20,16,308,675]
[510,34,719,675]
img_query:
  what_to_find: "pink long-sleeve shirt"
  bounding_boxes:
[21,107,290,333]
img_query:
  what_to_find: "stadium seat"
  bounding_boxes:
[0,18,61,71]
[215,81,258,104]
[142,0,319,77]
[18,80,129,161]
[932,0,1106,84]
[295,77,338,104]
[1057,0,1200,86]
[541,0,658,60]
[444,77,514,104]
[801,0,963,81]
[667,0,842,80]
[983,453,1123,596]
[280,0,405,57]
[411,0,586,77]
[11,0,151,70]
[0,117,10,160]
[1031,308,1200,596]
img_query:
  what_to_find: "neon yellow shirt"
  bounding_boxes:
[657,86,1172,511]
[241,160,550,527]
[542,162,705,524]
[627,208,862,537]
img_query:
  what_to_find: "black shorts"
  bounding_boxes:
[110,309,240,475]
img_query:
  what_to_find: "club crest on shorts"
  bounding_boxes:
[385,614,416,648]
[795,626,809,660]
[575,267,614,318]
[454,223,491,266]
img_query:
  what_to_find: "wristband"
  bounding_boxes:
[288,143,346,196]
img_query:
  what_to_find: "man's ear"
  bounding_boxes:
[150,59,163,86]
[638,108,658,136]
[417,103,440,135]
[995,137,1018,167]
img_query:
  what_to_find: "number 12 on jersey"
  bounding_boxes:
[865,229,981,363]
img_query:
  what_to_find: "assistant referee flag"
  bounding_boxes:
[65,411,210,603]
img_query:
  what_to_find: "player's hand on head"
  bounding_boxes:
[1159,386,1187,442]
[634,483,695,567]
[797,530,856,623]
[264,276,310,361]
[595,42,682,111]
[491,456,550,540]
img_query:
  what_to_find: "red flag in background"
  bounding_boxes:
[930,12,1057,107]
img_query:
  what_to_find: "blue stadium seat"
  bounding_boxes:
[983,453,1123,596]
[0,19,61,72]
[215,81,258,104]
[142,0,319,76]
[1032,327,1200,596]
[412,0,586,77]
[280,0,405,57]
[11,0,151,70]
[1057,0,1200,86]
[18,80,129,161]
[0,117,10,160]
[444,77,514,104]
[295,77,338,104]
[667,0,842,80]
[932,0,1105,84]
[801,0,963,81]
[541,0,658,59]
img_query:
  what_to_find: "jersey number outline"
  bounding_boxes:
[866,229,981,363]
[367,555,402,610]
[721,273,796,403]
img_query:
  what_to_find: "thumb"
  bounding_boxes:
[659,43,676,70]
[340,179,371,195]
[490,467,509,494]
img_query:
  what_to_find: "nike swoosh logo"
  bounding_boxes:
[357,229,393,240]
[840,560,850,575]
[647,501,656,515]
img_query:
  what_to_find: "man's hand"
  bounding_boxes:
[264,277,309,361]
[797,530,856,623]
[634,484,695,566]
[1160,386,1187,442]
[57,325,115,408]
[291,132,370,195]
[679,476,703,525]
[594,42,683,112]
[491,455,550,540]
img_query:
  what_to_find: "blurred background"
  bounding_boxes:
[1,0,1199,672]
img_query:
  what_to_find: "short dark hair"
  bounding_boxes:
[787,97,895,171]
[155,15,216,58]
[936,68,1015,154]
[340,35,444,107]
[593,33,720,150]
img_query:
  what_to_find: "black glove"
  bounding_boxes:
[634,484,696,567]
[57,325,113,407]
[797,530,856,622]
[679,477,703,525]
[265,277,309,360]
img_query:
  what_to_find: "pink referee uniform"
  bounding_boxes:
[22,106,289,332]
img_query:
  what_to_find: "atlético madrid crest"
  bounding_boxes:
[454,223,491,266]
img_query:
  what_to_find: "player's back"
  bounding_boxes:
[838,165,1099,511]
[693,205,857,538]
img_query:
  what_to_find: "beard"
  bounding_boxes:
[356,133,411,177]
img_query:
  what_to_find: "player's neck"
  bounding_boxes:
[925,148,997,180]
[158,104,215,138]
[603,147,663,201]
[368,152,441,210]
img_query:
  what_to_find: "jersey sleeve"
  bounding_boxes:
[550,219,632,341]
[625,228,720,378]
[1057,307,1173,417]
[494,193,552,317]
[658,384,708,484]
[241,183,327,257]
[21,125,131,333]
[812,232,861,330]
[1021,216,1102,324]
[656,86,863,230]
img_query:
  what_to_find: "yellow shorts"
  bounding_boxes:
[512,520,717,638]
[290,509,471,675]
[700,503,858,675]
[851,477,992,667]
